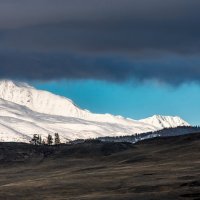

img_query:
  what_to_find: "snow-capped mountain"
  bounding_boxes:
[0,80,190,142]
[0,80,144,124]
[139,115,190,129]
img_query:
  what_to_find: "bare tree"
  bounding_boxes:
[42,139,46,145]
[47,134,53,145]
[30,134,40,145]
[54,133,61,145]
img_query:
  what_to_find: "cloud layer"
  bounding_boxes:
[0,0,200,84]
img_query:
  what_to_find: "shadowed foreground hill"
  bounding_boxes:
[0,133,199,200]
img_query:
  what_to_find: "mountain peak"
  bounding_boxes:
[0,79,89,118]
[0,79,32,89]
[140,115,190,128]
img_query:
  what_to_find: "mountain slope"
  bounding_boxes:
[0,80,190,142]
[0,80,138,124]
[139,115,190,129]
[0,98,158,142]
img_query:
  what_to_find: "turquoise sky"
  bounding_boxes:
[1,0,200,127]
[32,80,200,126]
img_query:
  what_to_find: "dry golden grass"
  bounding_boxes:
[0,133,199,199]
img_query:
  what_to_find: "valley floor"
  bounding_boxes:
[0,133,199,200]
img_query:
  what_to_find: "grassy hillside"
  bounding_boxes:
[0,133,199,199]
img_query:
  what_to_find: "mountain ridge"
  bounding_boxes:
[139,115,189,129]
[0,80,190,142]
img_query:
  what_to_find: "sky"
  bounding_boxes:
[0,0,200,125]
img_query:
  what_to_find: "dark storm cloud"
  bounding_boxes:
[0,0,200,84]
[1,50,200,84]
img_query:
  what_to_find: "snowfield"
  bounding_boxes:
[0,80,190,143]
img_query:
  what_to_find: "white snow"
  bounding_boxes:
[0,80,190,143]
[139,115,190,129]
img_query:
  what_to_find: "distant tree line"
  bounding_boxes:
[61,126,200,145]
[30,133,61,145]
[30,126,200,146]
[94,126,200,144]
